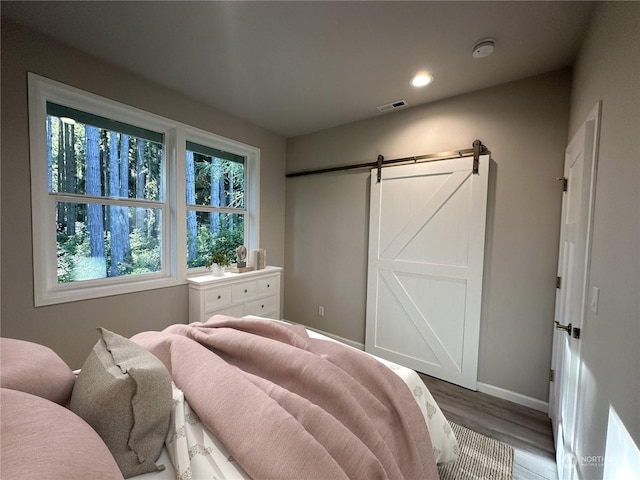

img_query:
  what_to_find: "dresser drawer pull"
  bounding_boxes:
[217,295,221,299]
[244,289,248,293]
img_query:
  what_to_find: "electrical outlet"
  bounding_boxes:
[318,305,325,317]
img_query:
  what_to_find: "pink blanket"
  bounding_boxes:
[132,316,438,480]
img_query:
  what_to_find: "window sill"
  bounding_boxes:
[35,275,181,307]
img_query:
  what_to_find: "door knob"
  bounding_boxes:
[554,321,572,335]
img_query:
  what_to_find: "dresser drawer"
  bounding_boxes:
[187,266,283,323]
[257,275,280,297]
[232,281,257,302]
[245,295,278,317]
[204,286,232,311]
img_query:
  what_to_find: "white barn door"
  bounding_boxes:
[365,155,489,390]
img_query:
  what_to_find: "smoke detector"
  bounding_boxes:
[472,39,495,58]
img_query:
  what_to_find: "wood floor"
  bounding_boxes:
[420,374,559,480]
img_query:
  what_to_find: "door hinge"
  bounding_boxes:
[557,177,568,192]
[556,276,562,289]
[550,369,555,382]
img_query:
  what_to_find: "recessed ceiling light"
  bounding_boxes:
[411,73,434,87]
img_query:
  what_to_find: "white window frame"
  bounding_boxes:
[28,74,260,306]
[180,126,260,277]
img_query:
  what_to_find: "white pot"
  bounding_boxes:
[210,264,225,276]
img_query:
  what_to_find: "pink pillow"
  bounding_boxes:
[0,338,76,405]
[0,388,124,480]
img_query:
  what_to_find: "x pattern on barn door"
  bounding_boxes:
[366,156,489,390]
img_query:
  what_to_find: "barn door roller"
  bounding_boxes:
[472,139,482,175]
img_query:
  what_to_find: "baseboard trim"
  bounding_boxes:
[280,319,365,350]
[305,326,365,351]
[477,382,549,413]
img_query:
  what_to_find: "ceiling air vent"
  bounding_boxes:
[377,99,408,113]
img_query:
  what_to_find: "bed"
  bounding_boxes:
[0,315,458,480]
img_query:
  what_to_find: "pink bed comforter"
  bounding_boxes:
[132,316,439,480]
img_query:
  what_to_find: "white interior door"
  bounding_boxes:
[365,155,489,390]
[550,103,600,480]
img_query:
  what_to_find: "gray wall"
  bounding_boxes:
[285,69,572,402]
[566,3,639,477]
[0,19,287,369]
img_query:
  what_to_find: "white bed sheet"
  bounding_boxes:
[139,320,458,480]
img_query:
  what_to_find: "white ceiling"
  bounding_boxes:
[2,1,595,138]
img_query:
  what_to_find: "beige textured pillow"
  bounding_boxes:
[0,337,76,405]
[1,388,124,480]
[70,328,172,478]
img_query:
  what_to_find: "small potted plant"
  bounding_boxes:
[205,249,230,276]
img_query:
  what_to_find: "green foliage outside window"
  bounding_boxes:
[49,108,247,283]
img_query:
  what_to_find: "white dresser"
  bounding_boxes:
[187,266,282,323]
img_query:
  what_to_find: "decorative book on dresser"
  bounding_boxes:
[187,266,282,323]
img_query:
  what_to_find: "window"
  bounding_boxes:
[29,74,259,306]
[182,127,260,275]
[185,141,246,268]
[47,103,165,283]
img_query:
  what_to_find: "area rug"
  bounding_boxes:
[438,422,514,480]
